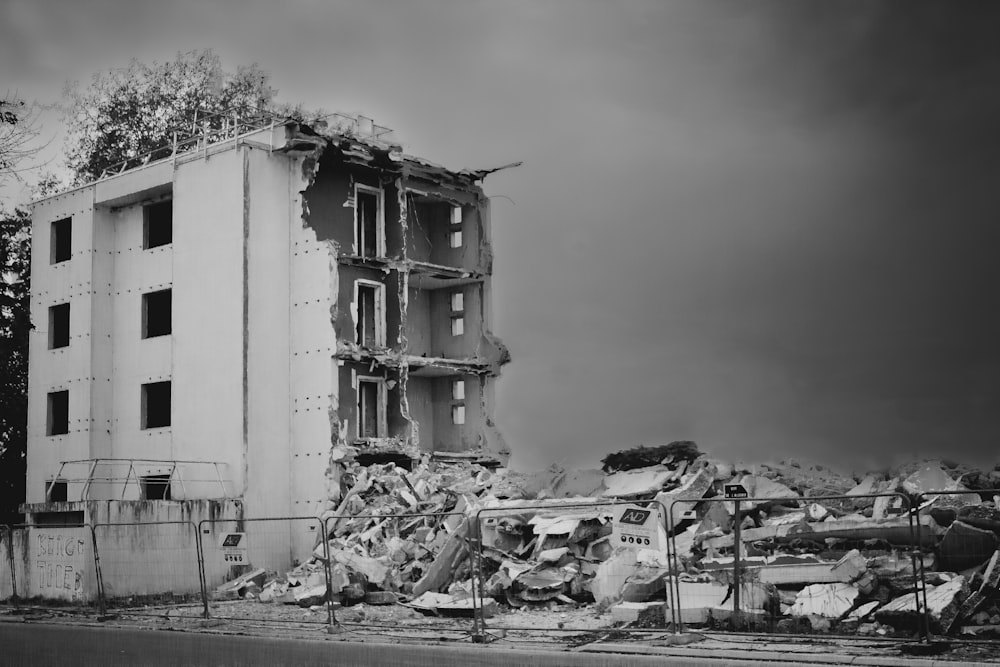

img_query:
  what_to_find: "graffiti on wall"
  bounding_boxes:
[31,530,87,601]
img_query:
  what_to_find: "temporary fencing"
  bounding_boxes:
[667,491,923,640]
[92,520,204,618]
[321,510,478,639]
[198,516,329,626]
[914,488,1000,646]
[0,525,17,606]
[472,499,672,642]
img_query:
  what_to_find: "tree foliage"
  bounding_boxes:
[1,94,47,190]
[0,205,30,523]
[63,50,280,183]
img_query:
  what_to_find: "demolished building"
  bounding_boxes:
[16,112,512,599]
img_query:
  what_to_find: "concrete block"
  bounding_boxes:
[611,601,666,626]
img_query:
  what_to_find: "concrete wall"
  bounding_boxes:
[171,149,245,496]
[27,189,98,504]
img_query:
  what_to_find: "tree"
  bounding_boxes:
[0,205,30,524]
[1,94,47,191]
[63,50,281,183]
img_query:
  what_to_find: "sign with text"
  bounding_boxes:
[724,484,749,500]
[218,532,248,564]
[612,504,661,551]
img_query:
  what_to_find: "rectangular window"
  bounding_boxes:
[355,281,385,347]
[451,206,463,226]
[46,480,68,503]
[47,390,69,435]
[451,316,464,336]
[355,185,383,258]
[357,378,386,439]
[452,404,466,425]
[144,200,173,249]
[51,217,71,264]
[49,303,70,349]
[142,289,172,338]
[452,379,465,400]
[450,291,464,312]
[142,381,171,429]
[141,474,172,500]
[449,230,463,248]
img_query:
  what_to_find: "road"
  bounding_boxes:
[0,622,854,666]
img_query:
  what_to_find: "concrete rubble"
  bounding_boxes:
[214,441,1000,638]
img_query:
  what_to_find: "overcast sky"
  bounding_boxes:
[3,1,999,473]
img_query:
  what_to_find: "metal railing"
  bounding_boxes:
[46,459,233,502]
[92,106,395,184]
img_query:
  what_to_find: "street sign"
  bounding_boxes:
[724,484,749,500]
[612,504,661,551]
[218,532,248,564]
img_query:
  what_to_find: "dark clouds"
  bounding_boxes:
[3,1,1000,472]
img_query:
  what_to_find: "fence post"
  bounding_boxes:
[3,525,17,609]
[89,524,110,619]
[321,517,338,631]
[732,497,742,628]
[193,520,209,619]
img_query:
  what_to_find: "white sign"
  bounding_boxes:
[218,532,248,564]
[612,504,661,551]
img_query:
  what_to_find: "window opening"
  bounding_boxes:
[357,378,385,439]
[49,303,70,349]
[46,480,68,503]
[141,474,172,500]
[142,381,171,429]
[142,289,172,338]
[452,405,466,425]
[144,200,173,249]
[449,230,463,248]
[451,206,463,225]
[451,291,464,312]
[452,379,465,400]
[47,390,69,435]
[355,281,385,347]
[355,186,382,258]
[451,316,464,336]
[51,217,71,263]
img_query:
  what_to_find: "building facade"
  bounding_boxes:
[22,119,510,527]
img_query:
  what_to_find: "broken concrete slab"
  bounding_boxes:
[587,549,639,607]
[664,579,731,624]
[214,568,267,599]
[601,465,677,499]
[938,521,998,572]
[653,467,714,524]
[787,583,859,619]
[611,601,666,626]
[412,517,469,596]
[408,591,497,618]
[874,575,969,634]
[621,565,669,602]
[954,550,1000,626]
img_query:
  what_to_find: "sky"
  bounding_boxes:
[3,0,1000,474]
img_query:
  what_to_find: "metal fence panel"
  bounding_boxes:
[473,499,672,641]
[0,525,15,605]
[323,511,478,639]
[199,516,329,626]
[667,492,922,640]
[92,521,203,617]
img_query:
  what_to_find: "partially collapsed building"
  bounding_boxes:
[22,113,511,530]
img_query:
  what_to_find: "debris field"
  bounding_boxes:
[214,442,1000,639]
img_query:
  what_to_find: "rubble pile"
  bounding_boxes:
[215,442,1000,638]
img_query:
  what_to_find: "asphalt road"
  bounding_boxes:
[0,622,846,666]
